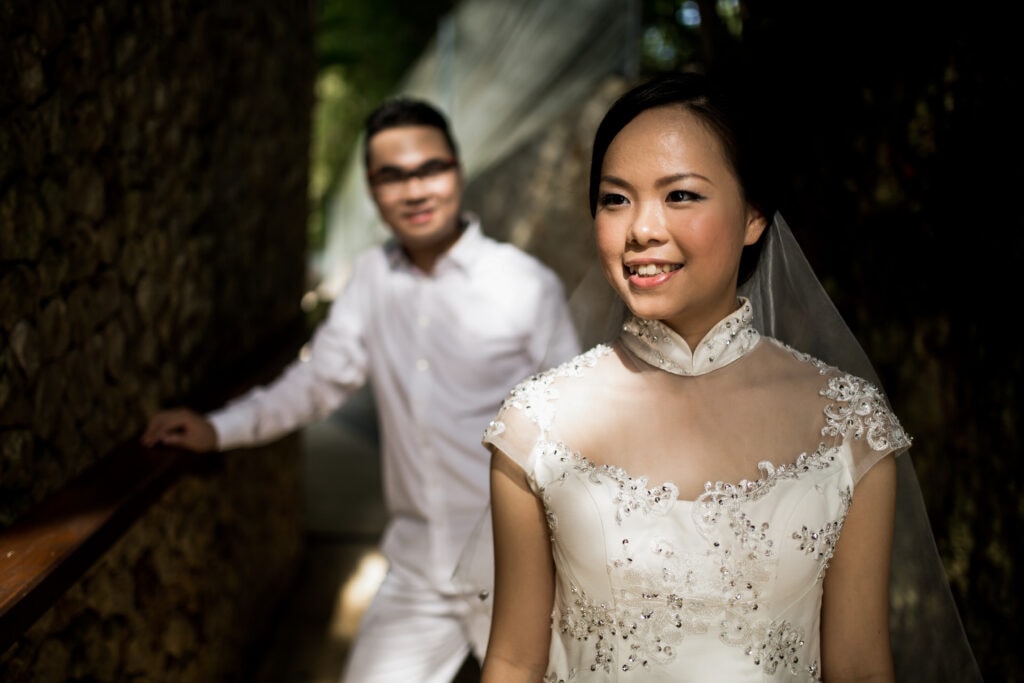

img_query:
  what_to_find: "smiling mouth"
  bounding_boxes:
[627,263,683,277]
[405,209,434,222]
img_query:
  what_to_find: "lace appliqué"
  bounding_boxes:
[559,579,821,678]
[696,449,838,550]
[819,373,912,452]
[784,345,911,454]
[558,582,682,675]
[749,620,818,679]
[793,485,853,580]
[620,298,759,376]
[482,345,610,443]
[691,455,834,677]
[523,342,888,680]
[551,447,837,678]
[569,450,679,524]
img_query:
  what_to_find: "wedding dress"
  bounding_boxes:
[484,298,907,681]
[457,214,981,681]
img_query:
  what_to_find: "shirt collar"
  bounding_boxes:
[620,297,760,376]
[384,212,483,273]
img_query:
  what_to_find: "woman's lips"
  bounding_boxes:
[625,262,682,288]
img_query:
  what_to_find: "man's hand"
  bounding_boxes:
[141,408,218,452]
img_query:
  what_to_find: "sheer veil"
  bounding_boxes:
[741,214,981,680]
[456,213,981,680]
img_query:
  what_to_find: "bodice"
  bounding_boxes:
[483,302,910,681]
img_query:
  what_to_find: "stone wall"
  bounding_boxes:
[0,1,314,680]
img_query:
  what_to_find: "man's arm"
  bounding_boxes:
[141,260,374,452]
[533,272,582,371]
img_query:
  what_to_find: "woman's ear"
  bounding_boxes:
[743,209,769,246]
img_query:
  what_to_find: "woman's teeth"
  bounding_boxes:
[629,263,682,277]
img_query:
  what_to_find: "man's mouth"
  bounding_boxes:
[405,209,434,224]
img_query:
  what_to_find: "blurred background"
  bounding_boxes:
[306,2,1021,677]
[0,0,1018,681]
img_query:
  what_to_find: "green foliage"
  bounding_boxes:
[308,0,456,251]
[639,0,743,74]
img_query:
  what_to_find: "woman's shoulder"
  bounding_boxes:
[514,343,617,391]
[758,336,912,454]
[757,335,875,385]
[484,344,620,463]
[492,344,619,424]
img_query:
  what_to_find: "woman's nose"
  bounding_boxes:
[628,203,667,245]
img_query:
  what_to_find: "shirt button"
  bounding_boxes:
[418,314,430,328]
[416,358,429,372]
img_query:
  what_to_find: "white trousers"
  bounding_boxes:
[339,563,491,683]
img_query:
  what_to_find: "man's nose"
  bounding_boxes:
[400,176,430,200]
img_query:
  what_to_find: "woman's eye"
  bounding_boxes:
[667,189,701,203]
[598,192,628,207]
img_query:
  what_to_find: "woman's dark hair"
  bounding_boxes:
[589,71,776,286]
[363,97,460,169]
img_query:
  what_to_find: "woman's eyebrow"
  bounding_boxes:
[654,172,711,188]
[599,174,632,190]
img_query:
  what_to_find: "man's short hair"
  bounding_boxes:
[363,97,459,169]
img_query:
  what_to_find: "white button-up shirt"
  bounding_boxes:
[209,215,580,589]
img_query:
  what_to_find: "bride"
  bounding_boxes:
[476,72,980,682]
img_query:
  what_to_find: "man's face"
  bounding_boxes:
[366,125,463,265]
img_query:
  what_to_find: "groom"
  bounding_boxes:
[142,97,580,682]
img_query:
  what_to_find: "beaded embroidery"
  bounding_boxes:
[546,442,835,678]
[483,307,908,681]
[620,298,760,376]
[483,344,610,443]
[820,373,912,451]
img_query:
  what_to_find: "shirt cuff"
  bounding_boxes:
[206,405,252,451]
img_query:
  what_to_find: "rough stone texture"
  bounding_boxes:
[0,0,314,680]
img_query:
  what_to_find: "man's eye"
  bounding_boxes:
[371,158,455,185]
[419,160,452,177]
[372,170,403,185]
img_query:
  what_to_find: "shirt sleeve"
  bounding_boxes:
[529,269,581,372]
[208,255,374,450]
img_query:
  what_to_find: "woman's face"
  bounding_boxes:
[594,105,765,345]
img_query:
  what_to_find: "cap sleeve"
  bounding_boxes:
[482,374,551,471]
[819,371,913,485]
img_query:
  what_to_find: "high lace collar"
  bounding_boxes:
[619,298,760,377]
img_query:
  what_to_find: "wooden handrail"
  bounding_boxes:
[0,316,309,655]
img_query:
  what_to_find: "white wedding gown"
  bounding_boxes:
[483,299,911,681]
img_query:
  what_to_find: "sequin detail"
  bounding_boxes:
[793,486,852,579]
[620,298,760,376]
[569,451,679,523]
[545,443,837,678]
[484,321,904,681]
[819,373,912,451]
[483,344,611,443]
